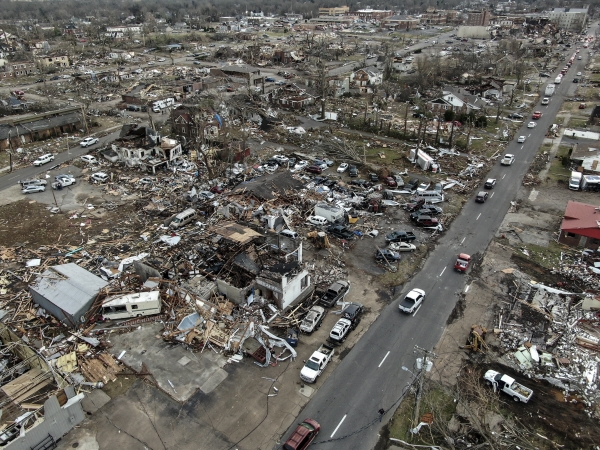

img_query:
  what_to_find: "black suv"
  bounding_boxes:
[341,303,363,328]
[327,224,354,240]
[348,165,358,177]
[369,173,379,182]
[507,113,524,119]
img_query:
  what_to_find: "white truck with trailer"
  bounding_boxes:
[300,344,335,383]
[483,370,533,403]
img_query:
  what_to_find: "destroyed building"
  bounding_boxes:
[29,263,109,328]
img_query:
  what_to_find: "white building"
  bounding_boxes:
[547,7,588,32]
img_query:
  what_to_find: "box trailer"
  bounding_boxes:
[582,175,600,191]
[314,202,346,223]
[101,291,162,320]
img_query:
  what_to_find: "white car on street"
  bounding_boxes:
[399,288,426,314]
[80,137,99,147]
[22,185,46,194]
[517,136,526,143]
[91,172,109,183]
[80,155,97,164]
[501,154,515,166]
[527,122,536,128]
[337,163,349,173]
[33,153,54,166]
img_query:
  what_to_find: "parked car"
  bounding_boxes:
[80,137,99,147]
[91,172,109,183]
[579,103,587,109]
[265,77,275,82]
[507,113,524,119]
[306,165,323,174]
[299,306,326,334]
[293,160,308,171]
[33,153,54,166]
[376,249,401,261]
[327,224,354,240]
[369,173,379,182]
[476,191,489,203]
[385,230,416,242]
[272,154,289,164]
[283,419,320,450]
[337,162,348,173]
[418,205,443,216]
[384,177,397,187]
[517,136,526,143]
[501,154,515,166]
[22,185,46,194]
[341,302,363,327]
[388,242,416,252]
[329,318,353,343]
[399,288,425,314]
[348,165,358,177]
[199,191,215,200]
[413,215,439,227]
[484,178,496,189]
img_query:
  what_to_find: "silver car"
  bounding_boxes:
[22,185,46,194]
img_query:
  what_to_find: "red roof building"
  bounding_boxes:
[559,201,600,249]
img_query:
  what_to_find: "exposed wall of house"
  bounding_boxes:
[216,279,253,305]
[559,231,600,250]
[256,269,311,310]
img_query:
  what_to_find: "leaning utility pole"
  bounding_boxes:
[410,345,437,436]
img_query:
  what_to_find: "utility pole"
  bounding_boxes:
[409,345,437,437]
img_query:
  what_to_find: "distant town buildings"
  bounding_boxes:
[547,6,589,32]
[466,10,491,26]
[318,6,349,17]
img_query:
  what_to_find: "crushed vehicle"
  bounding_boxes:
[483,370,533,403]
[300,306,326,333]
[300,344,335,383]
[319,281,350,308]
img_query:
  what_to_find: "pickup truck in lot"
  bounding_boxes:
[412,215,439,227]
[483,370,533,403]
[300,306,326,333]
[300,344,335,383]
[385,230,417,243]
[319,280,350,308]
[327,224,354,240]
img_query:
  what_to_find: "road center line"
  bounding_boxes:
[331,415,346,438]
[490,192,494,198]
[465,284,470,293]
[476,213,481,220]
[440,267,446,276]
[461,236,466,244]
[502,174,506,179]
[378,351,390,368]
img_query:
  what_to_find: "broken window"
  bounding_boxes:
[132,305,138,310]
[301,275,309,290]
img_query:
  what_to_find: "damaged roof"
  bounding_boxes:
[561,201,600,239]
[209,222,263,244]
[233,171,305,200]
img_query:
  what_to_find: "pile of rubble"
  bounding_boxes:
[493,276,600,413]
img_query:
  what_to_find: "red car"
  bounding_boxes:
[384,177,397,187]
[454,253,471,272]
[305,165,322,174]
[284,419,320,450]
[209,185,224,194]
[532,111,542,119]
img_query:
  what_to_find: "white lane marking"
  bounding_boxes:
[528,133,531,137]
[461,237,466,244]
[440,267,446,276]
[465,284,470,293]
[502,174,506,179]
[413,304,422,316]
[490,192,494,198]
[476,213,481,220]
[521,145,524,150]
[379,351,390,368]
[331,415,347,438]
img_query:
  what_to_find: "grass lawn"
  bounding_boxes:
[546,145,572,182]
[516,241,568,271]
[568,118,589,128]
[364,146,401,162]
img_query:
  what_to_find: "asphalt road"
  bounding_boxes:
[279,30,596,450]
[0,130,120,191]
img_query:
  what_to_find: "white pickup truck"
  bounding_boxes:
[483,370,533,403]
[300,344,335,383]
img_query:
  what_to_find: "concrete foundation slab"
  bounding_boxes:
[81,389,111,414]
[299,385,314,398]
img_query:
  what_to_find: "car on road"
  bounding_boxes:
[573,78,580,83]
[33,153,54,166]
[388,242,416,252]
[532,111,542,119]
[36,78,45,83]
[147,61,155,65]
[517,136,526,143]
[19,178,47,187]
[91,172,109,183]
[337,162,348,173]
[283,418,320,450]
[55,174,76,184]
[157,58,166,62]
[22,185,46,194]
[540,72,550,77]
[501,154,515,166]
[399,288,425,314]
[484,178,496,189]
[577,71,582,76]
[541,97,550,105]
[527,121,536,128]
[376,249,401,261]
[476,191,489,203]
[454,253,471,272]
[80,137,99,147]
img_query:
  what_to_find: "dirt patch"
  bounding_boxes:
[446,294,466,325]
[0,199,143,249]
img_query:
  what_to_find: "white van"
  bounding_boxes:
[170,208,197,229]
[280,229,299,240]
[415,191,444,203]
[101,291,161,320]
